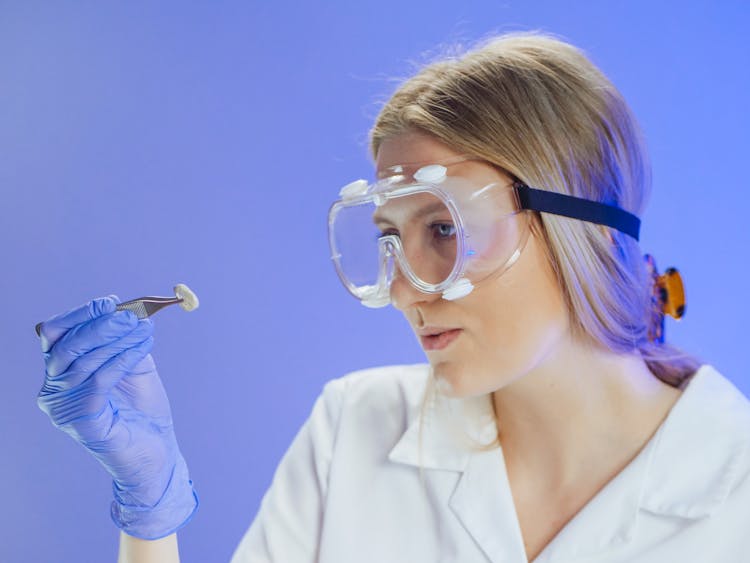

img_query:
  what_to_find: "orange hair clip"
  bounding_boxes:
[644,254,686,344]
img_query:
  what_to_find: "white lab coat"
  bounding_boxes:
[231,364,750,562]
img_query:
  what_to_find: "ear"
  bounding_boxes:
[528,211,545,237]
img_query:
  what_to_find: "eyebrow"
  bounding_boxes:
[372,200,448,225]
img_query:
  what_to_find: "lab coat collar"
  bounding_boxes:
[387,365,750,562]
[388,372,498,471]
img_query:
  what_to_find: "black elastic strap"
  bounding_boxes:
[516,185,641,241]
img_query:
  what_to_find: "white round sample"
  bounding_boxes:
[174,283,200,312]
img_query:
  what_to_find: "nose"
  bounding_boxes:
[389,262,440,312]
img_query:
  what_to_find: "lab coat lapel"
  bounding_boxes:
[446,419,653,563]
[531,431,655,562]
[389,376,529,562]
[449,446,529,563]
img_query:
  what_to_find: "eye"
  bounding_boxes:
[431,223,456,239]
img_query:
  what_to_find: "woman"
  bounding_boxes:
[37,32,750,562]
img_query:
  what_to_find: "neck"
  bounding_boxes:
[491,336,682,492]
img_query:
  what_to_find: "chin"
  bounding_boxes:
[430,359,492,398]
[430,356,522,399]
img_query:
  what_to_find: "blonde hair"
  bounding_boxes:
[370,32,700,398]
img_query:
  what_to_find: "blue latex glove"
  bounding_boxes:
[37,296,198,540]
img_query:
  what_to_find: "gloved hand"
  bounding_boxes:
[36,296,198,540]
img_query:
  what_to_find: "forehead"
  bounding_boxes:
[372,192,450,225]
[375,131,515,189]
[375,131,464,174]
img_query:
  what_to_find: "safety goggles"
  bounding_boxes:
[328,157,640,308]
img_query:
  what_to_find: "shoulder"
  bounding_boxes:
[308,364,431,456]
[692,365,750,498]
[320,363,431,414]
[686,365,750,434]
[642,364,750,518]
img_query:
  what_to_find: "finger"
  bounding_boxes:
[45,310,139,378]
[89,336,155,398]
[39,295,121,353]
[37,336,154,428]
[44,320,154,390]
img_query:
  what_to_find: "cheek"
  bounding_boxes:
[472,233,569,379]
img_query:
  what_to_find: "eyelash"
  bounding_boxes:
[377,223,456,240]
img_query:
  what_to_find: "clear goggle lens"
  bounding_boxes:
[329,178,528,304]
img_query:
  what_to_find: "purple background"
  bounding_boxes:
[1,1,747,561]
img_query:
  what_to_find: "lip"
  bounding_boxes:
[419,328,462,351]
[416,326,460,337]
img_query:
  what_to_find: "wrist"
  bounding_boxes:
[111,452,198,541]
